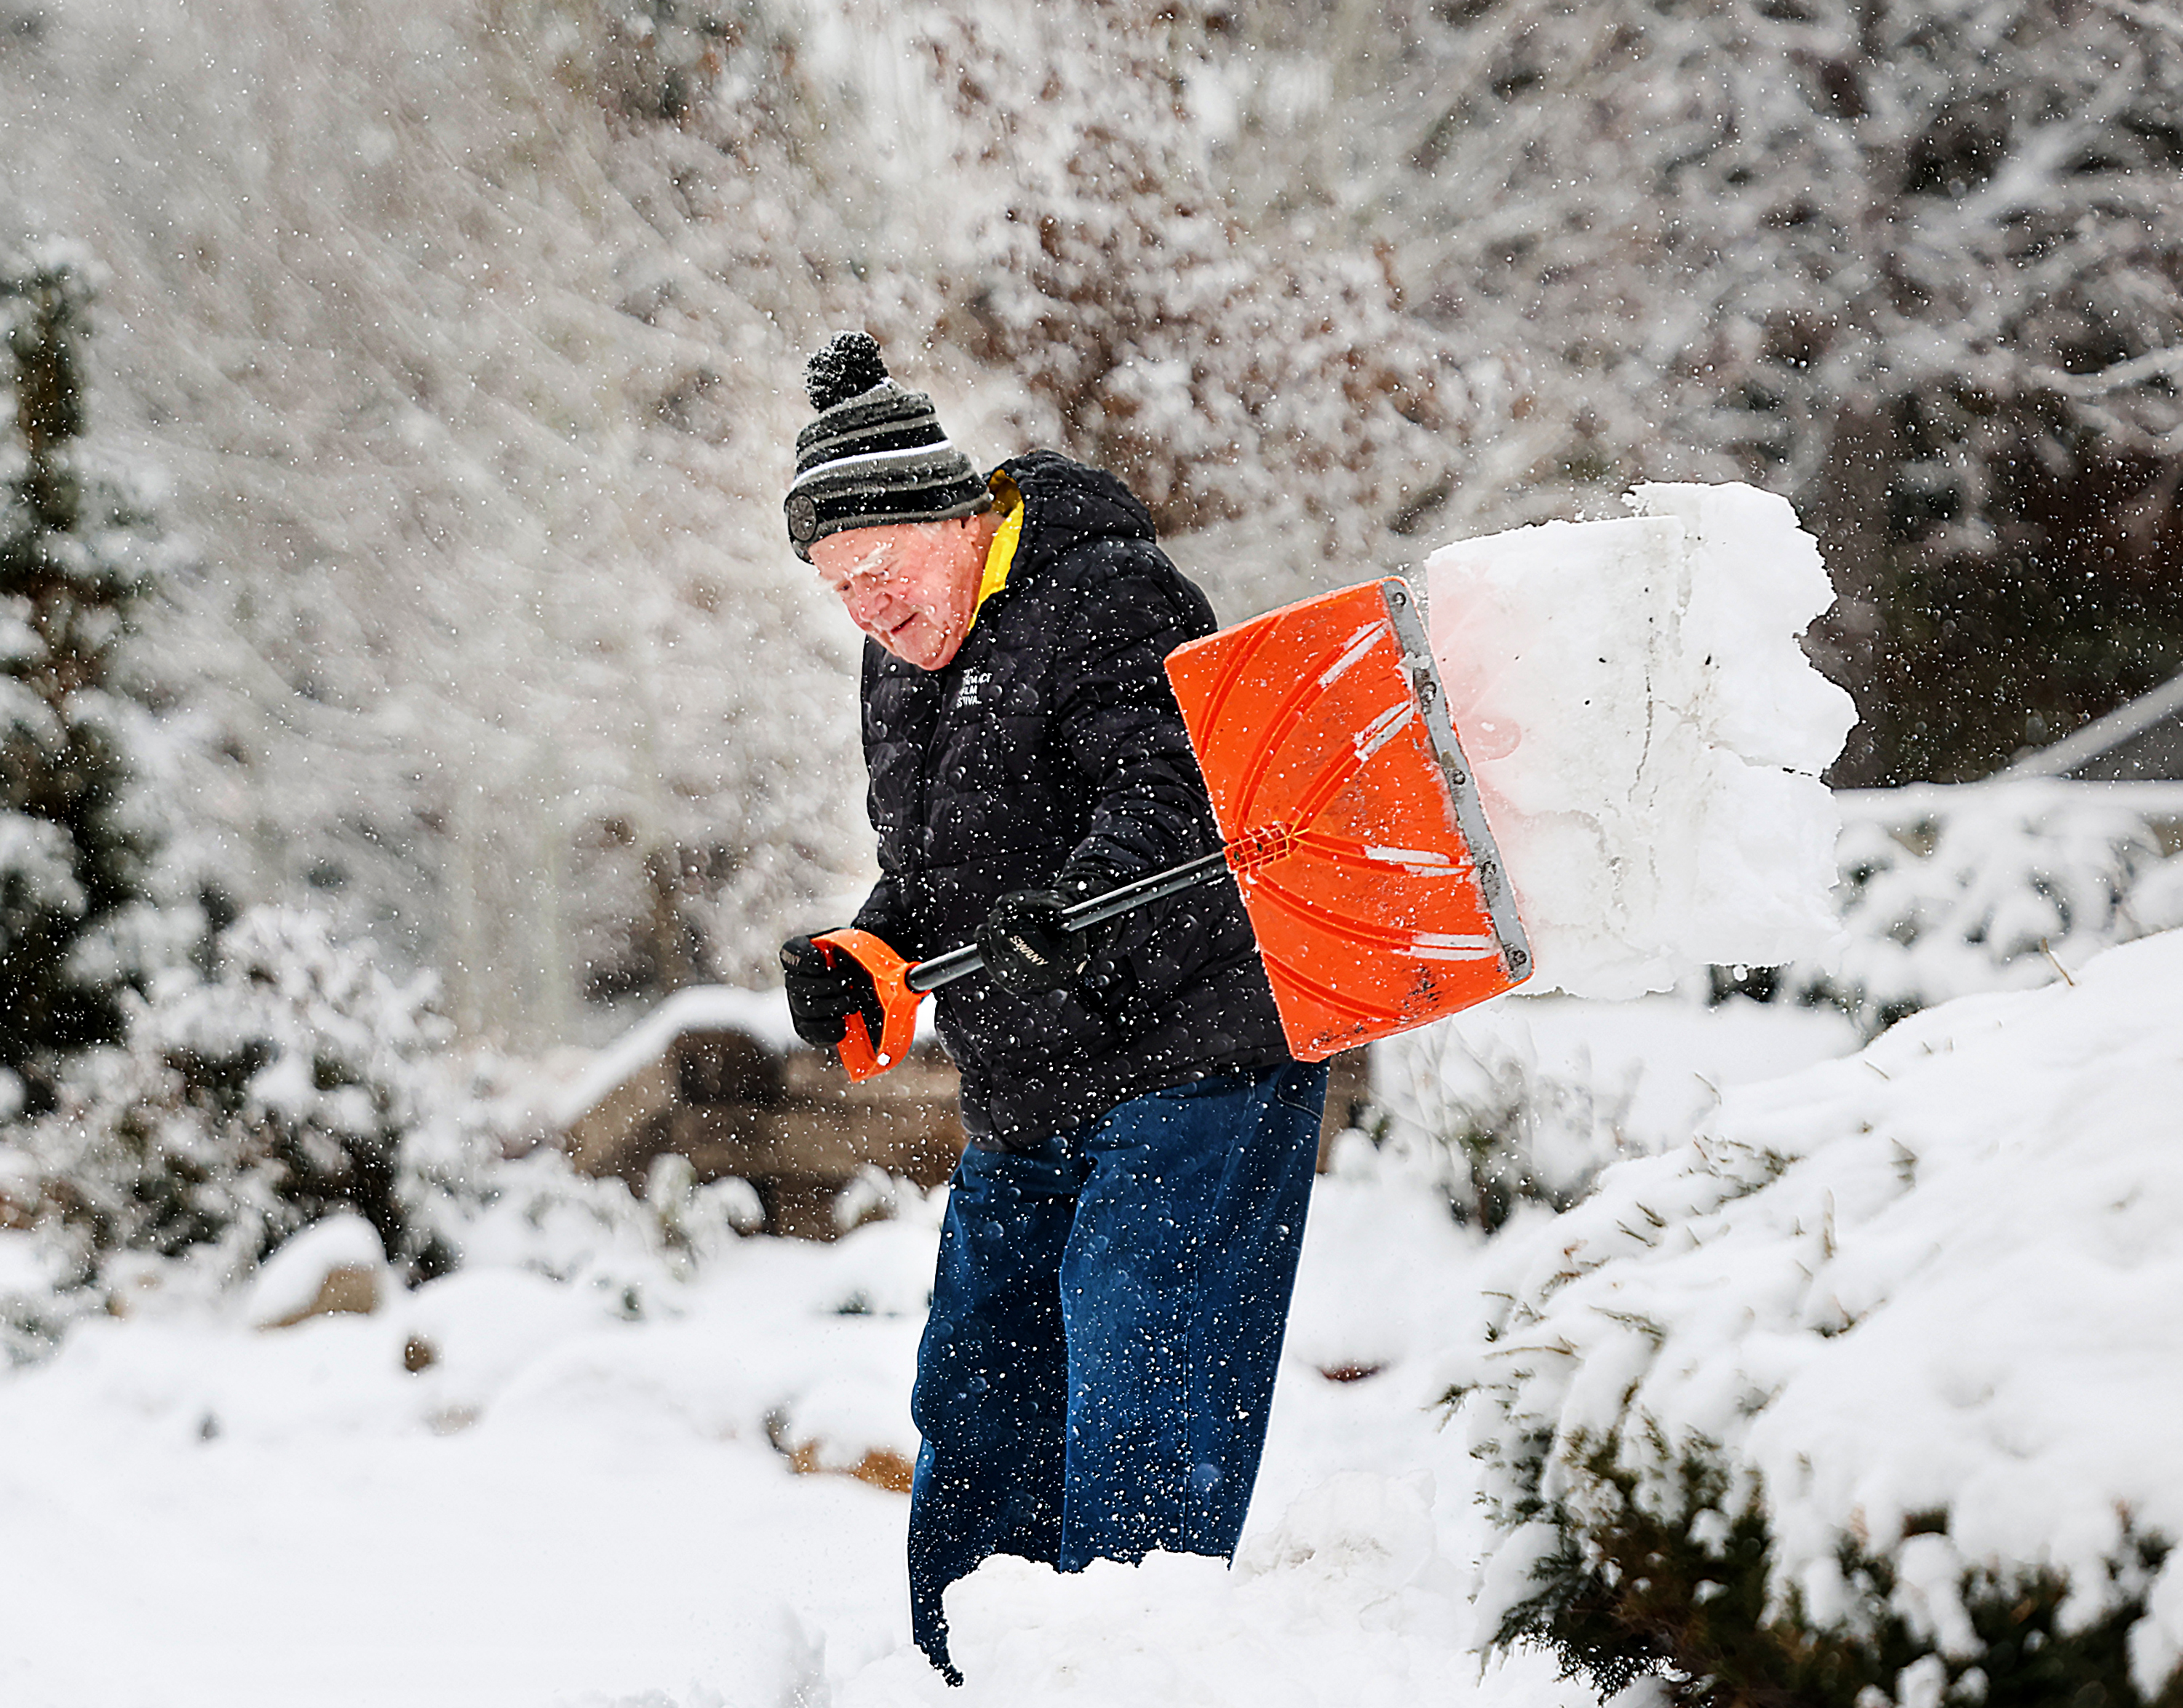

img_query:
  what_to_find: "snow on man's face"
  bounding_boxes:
[811,518,986,672]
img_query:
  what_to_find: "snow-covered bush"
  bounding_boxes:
[447,1145,764,1311]
[0,1225,95,1366]
[1452,932,2183,1708]
[1766,782,2183,1037]
[1373,1027,1632,1234]
[1376,992,1862,1242]
[23,906,491,1288]
[3,900,790,1351]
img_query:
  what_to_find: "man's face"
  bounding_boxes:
[811,520,984,671]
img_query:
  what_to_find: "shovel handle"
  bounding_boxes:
[809,927,922,1083]
[811,849,1239,1081]
[905,849,1234,994]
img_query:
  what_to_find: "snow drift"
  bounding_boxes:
[1456,928,2183,1702]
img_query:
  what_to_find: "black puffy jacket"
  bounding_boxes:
[851,450,1291,1147]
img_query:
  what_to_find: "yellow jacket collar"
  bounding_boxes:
[970,471,1022,628]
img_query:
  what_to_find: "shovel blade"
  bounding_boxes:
[1164,578,1530,1060]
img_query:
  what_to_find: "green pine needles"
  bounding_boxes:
[1482,1429,2182,1708]
[1,241,170,1108]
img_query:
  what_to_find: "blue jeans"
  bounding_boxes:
[907,1060,1328,1677]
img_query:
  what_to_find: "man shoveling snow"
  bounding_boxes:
[778,332,1327,1682]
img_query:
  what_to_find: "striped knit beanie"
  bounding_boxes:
[784,332,990,560]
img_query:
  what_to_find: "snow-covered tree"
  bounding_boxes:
[1300,0,2183,782]
[912,0,1497,586]
[0,0,881,1044]
[0,240,175,1109]
[8,0,2174,1055]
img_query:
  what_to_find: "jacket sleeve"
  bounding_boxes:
[849,867,922,961]
[848,640,929,960]
[1050,541,1223,890]
[1044,544,1257,1034]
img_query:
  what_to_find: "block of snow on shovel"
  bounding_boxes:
[1423,481,1856,998]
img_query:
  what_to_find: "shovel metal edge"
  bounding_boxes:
[1377,579,1533,989]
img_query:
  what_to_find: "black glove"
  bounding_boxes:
[1055,854,1131,970]
[977,890,1086,997]
[780,934,884,1048]
[1054,853,1127,912]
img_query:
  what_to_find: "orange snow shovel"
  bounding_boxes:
[815,578,1530,1081]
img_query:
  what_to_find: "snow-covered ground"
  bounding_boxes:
[0,1184,1566,1708]
[11,934,2179,1702]
[0,993,1860,1708]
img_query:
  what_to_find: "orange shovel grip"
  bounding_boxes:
[811,927,924,1082]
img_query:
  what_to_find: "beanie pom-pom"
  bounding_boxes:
[806,331,891,412]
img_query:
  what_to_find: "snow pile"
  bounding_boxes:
[1427,482,1855,998]
[543,983,803,1132]
[838,1475,1492,1708]
[21,905,487,1287]
[242,1211,388,1327]
[1457,929,2183,1699]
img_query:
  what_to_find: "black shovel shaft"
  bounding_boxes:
[904,849,1236,995]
